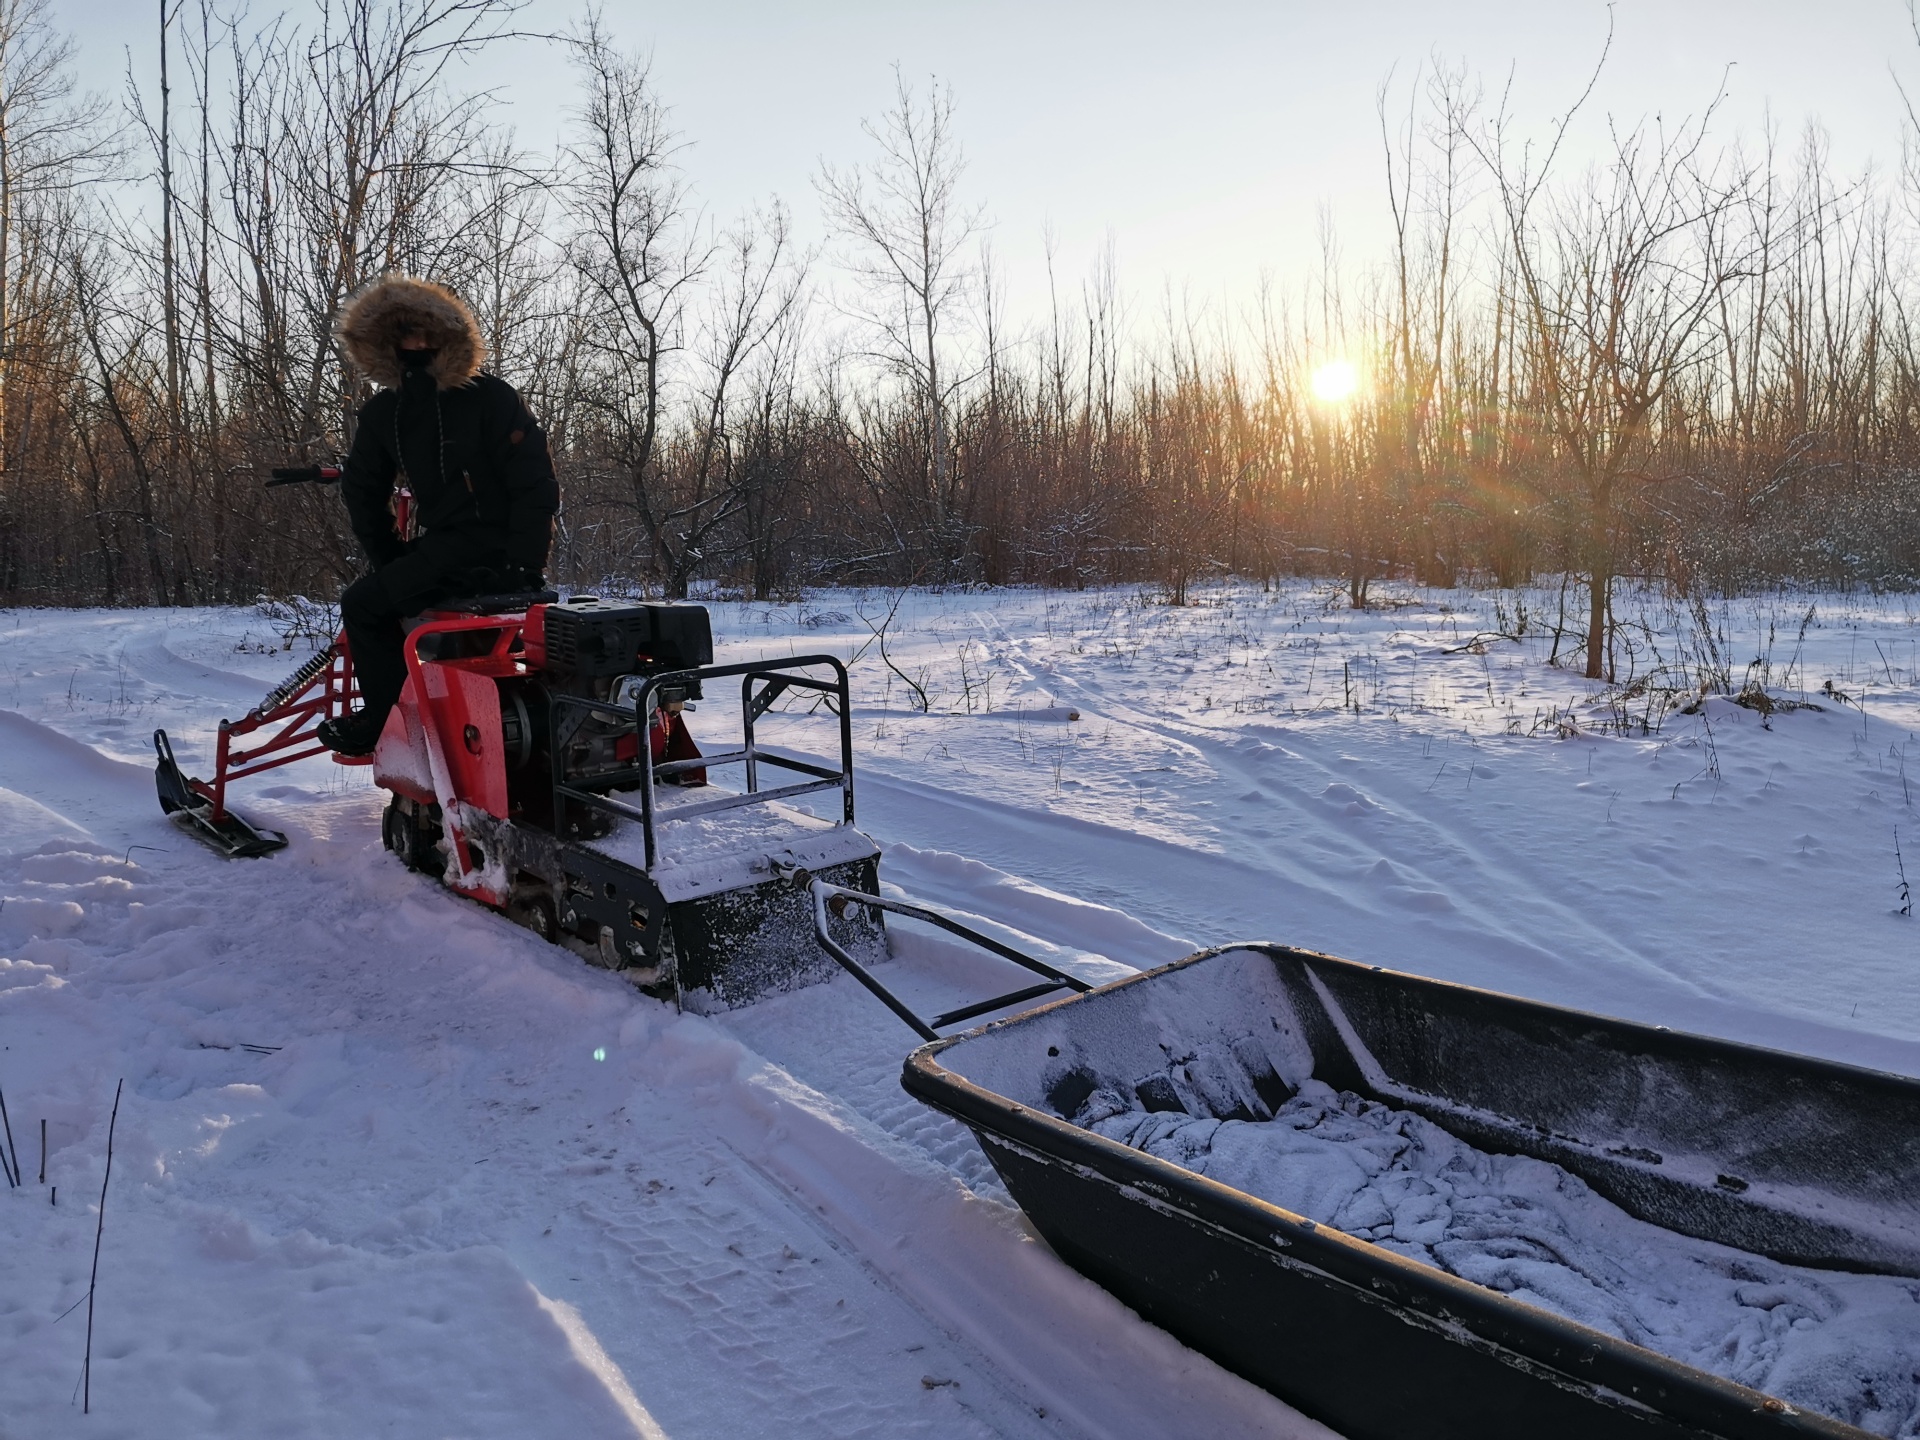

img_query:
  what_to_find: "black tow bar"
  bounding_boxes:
[776,861,1093,1041]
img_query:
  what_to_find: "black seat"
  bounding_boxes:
[408,590,558,660]
[427,589,559,616]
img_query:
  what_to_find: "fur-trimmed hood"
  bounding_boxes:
[336,276,484,391]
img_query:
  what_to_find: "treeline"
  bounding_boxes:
[2,0,1919,679]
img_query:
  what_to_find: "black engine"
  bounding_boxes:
[540,597,713,691]
[497,599,715,835]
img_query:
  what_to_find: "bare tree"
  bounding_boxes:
[648,204,806,598]
[74,246,170,602]
[1475,67,1749,677]
[7,0,1920,619]
[707,204,811,599]
[0,0,107,475]
[561,16,712,593]
[1378,60,1472,585]
[817,69,984,567]
[218,0,517,456]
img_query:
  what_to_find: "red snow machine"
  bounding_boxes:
[154,466,1089,1018]
[154,592,861,1008]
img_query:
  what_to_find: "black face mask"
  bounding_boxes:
[398,346,438,372]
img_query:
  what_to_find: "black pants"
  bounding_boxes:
[340,532,508,724]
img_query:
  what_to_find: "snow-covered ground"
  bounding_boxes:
[4,580,1919,1438]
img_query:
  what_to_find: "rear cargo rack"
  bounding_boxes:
[547,651,1092,1031]
[551,654,855,869]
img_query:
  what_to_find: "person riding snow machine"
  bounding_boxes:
[317,275,560,758]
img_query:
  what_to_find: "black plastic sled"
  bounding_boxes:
[902,944,1920,1440]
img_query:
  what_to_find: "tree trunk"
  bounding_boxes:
[1585,476,1617,680]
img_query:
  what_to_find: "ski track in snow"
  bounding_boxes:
[3,583,1919,1437]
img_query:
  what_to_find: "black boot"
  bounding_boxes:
[317,710,386,757]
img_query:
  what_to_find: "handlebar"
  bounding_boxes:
[267,465,342,487]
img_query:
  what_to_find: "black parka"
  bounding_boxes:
[334,275,558,575]
[340,371,558,572]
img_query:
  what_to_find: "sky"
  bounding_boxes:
[54,0,1920,334]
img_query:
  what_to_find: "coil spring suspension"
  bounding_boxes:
[249,643,338,719]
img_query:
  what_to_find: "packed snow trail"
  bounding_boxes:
[0,607,1320,1438]
[4,584,1920,1436]
[811,588,1920,1072]
[1,793,1072,1438]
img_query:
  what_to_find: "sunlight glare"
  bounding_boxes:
[1311,360,1359,404]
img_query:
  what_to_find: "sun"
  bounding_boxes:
[1311,360,1359,404]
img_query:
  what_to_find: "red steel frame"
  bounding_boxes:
[195,490,418,824]
[194,636,363,824]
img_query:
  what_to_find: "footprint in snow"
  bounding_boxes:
[0,895,86,939]
[1322,783,1379,816]
[1367,858,1453,912]
[17,845,141,885]
[0,955,62,991]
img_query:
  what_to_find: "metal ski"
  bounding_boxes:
[153,729,289,858]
